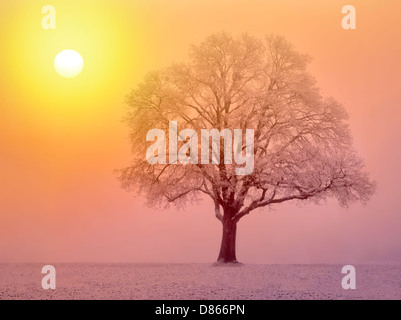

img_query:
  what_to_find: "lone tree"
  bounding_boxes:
[119,32,375,263]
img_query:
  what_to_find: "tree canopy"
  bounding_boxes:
[120,32,375,222]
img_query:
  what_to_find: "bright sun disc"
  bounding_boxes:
[54,50,84,78]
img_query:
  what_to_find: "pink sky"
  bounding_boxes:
[0,0,400,263]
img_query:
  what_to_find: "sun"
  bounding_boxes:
[54,50,84,78]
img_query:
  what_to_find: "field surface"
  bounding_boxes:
[0,264,399,300]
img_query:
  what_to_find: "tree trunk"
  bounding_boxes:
[217,217,238,263]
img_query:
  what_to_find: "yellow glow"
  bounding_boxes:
[54,50,84,78]
[0,0,147,127]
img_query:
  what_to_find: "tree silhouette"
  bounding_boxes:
[119,32,375,263]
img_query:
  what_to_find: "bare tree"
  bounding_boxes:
[119,32,375,263]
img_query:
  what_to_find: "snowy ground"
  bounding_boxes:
[0,263,399,300]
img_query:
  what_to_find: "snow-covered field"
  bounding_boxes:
[0,263,399,300]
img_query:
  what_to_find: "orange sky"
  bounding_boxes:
[0,0,401,263]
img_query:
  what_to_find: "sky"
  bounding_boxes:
[0,0,400,264]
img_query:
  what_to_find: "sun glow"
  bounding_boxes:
[0,0,145,123]
[54,50,84,78]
